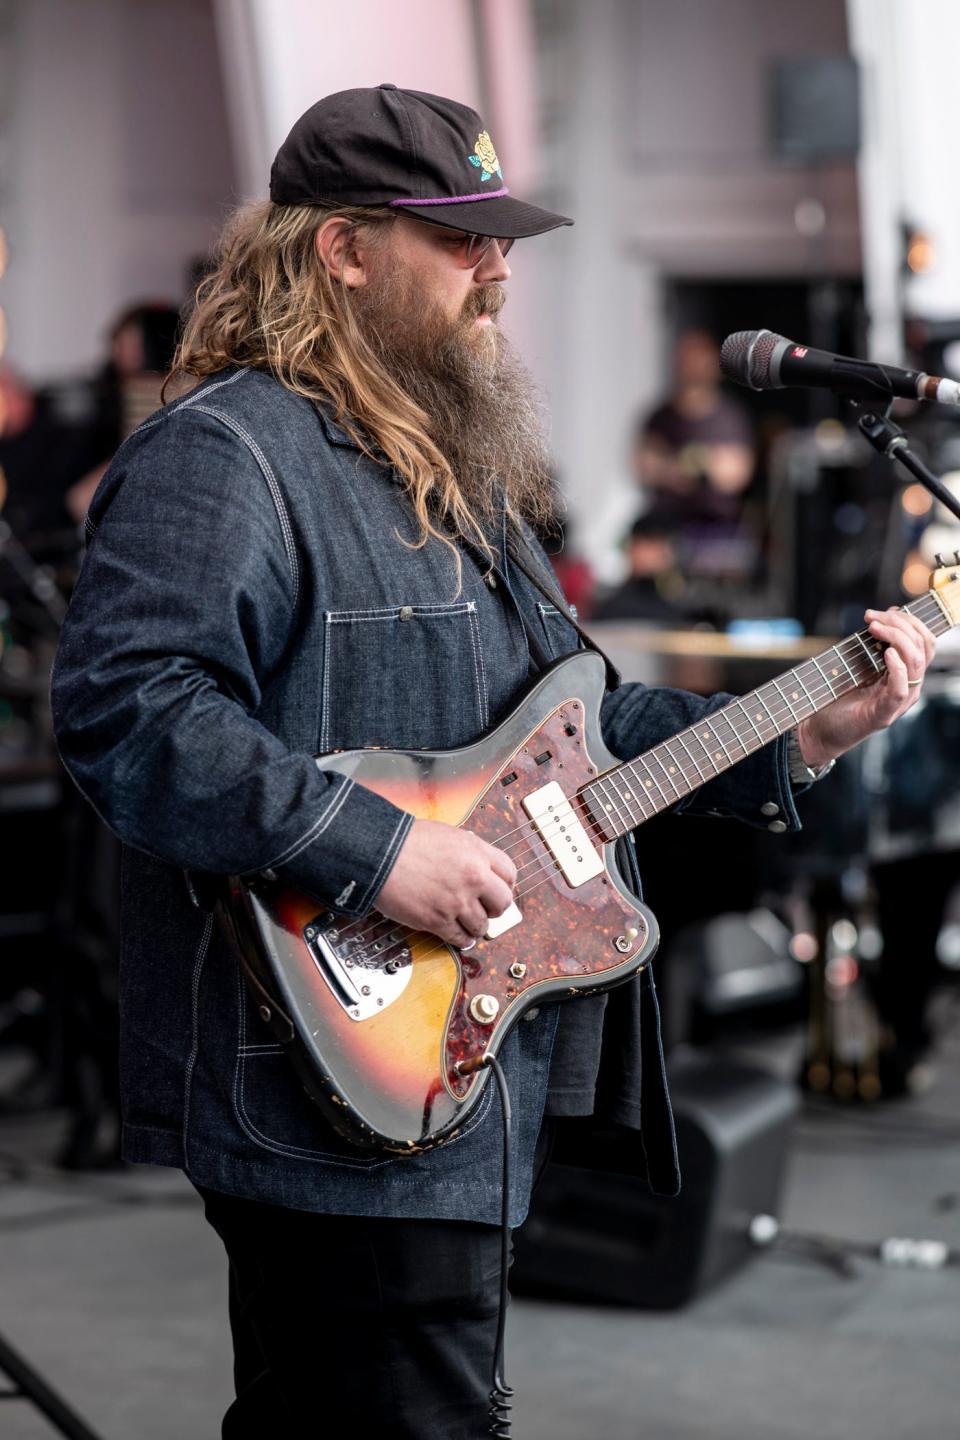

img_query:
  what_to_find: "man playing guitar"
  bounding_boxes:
[52,86,937,1439]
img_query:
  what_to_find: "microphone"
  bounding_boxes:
[720,329,960,406]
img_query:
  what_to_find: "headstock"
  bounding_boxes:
[931,551,960,627]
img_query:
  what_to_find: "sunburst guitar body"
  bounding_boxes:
[222,651,656,1154]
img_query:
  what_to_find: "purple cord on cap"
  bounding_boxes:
[389,187,510,207]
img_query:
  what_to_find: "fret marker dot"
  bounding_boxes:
[604,803,612,812]
[715,752,722,762]
[832,668,839,677]
[669,766,676,775]
[792,692,799,701]
[645,780,652,789]
[702,731,710,740]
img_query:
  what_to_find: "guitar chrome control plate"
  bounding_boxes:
[522,780,604,886]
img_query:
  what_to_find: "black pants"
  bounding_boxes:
[200,1188,509,1440]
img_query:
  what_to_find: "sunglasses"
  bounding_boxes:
[433,228,516,268]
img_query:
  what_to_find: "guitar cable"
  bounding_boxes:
[481,1053,514,1439]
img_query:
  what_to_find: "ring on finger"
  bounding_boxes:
[907,678,923,687]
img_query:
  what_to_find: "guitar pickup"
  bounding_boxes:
[522,781,604,887]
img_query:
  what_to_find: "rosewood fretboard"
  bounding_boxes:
[581,588,953,841]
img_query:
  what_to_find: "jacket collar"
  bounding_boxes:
[316,403,365,451]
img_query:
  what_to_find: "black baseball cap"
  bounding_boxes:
[270,84,573,240]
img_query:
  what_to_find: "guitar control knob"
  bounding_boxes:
[469,994,500,1025]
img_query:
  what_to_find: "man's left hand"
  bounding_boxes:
[796,606,936,770]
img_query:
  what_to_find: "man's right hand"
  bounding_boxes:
[375,819,517,950]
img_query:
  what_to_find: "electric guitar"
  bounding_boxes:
[221,563,960,1154]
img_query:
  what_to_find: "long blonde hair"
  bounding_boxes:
[168,199,498,569]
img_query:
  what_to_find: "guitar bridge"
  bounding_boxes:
[304,916,413,1021]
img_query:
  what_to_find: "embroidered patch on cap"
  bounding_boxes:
[468,131,503,183]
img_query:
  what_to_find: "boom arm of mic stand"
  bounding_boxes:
[847,399,960,523]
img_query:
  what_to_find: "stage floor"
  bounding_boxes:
[1,1010,959,1440]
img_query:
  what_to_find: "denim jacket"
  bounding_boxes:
[50,367,803,1224]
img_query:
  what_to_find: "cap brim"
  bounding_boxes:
[389,194,573,238]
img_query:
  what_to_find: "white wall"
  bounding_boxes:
[212,0,482,201]
[4,0,236,381]
[848,0,960,366]
[532,0,860,563]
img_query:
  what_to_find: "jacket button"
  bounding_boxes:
[767,819,787,833]
[485,572,498,589]
[398,605,414,621]
[760,802,779,817]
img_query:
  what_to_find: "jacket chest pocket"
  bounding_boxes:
[320,601,490,752]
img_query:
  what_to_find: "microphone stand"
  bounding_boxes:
[847,398,960,525]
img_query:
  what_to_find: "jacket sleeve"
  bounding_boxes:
[50,407,412,916]
[600,681,803,833]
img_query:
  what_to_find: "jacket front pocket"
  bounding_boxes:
[319,601,489,752]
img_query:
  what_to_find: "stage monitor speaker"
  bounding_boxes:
[512,1052,798,1310]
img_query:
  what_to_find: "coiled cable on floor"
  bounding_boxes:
[483,1053,513,1439]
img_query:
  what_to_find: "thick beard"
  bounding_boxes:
[350,258,554,536]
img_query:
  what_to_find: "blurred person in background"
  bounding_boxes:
[633,328,762,590]
[65,302,181,523]
[0,363,97,546]
[592,513,680,623]
[634,327,755,519]
[49,85,937,1439]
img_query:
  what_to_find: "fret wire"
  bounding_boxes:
[662,737,700,791]
[810,655,839,700]
[637,755,671,808]
[675,729,716,779]
[737,697,768,747]
[690,714,736,771]
[754,685,783,736]
[618,760,664,817]
[720,704,753,756]
[793,663,821,714]
[771,676,802,723]
[593,774,632,837]
[854,631,882,674]
[649,746,684,800]
[832,644,859,688]
[689,723,723,774]
[609,770,648,828]
[578,780,608,837]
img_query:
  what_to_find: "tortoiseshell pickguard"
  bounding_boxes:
[443,701,650,1097]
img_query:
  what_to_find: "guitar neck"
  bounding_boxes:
[582,588,954,840]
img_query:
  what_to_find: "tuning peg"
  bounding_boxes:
[934,552,946,566]
[954,549,960,564]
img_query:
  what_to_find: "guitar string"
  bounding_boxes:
[314,609,939,968]
[313,603,944,968]
[314,619,899,954]
[330,601,941,926]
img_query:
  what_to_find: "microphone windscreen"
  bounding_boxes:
[720,330,787,389]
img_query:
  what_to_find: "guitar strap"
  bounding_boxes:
[505,525,621,692]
